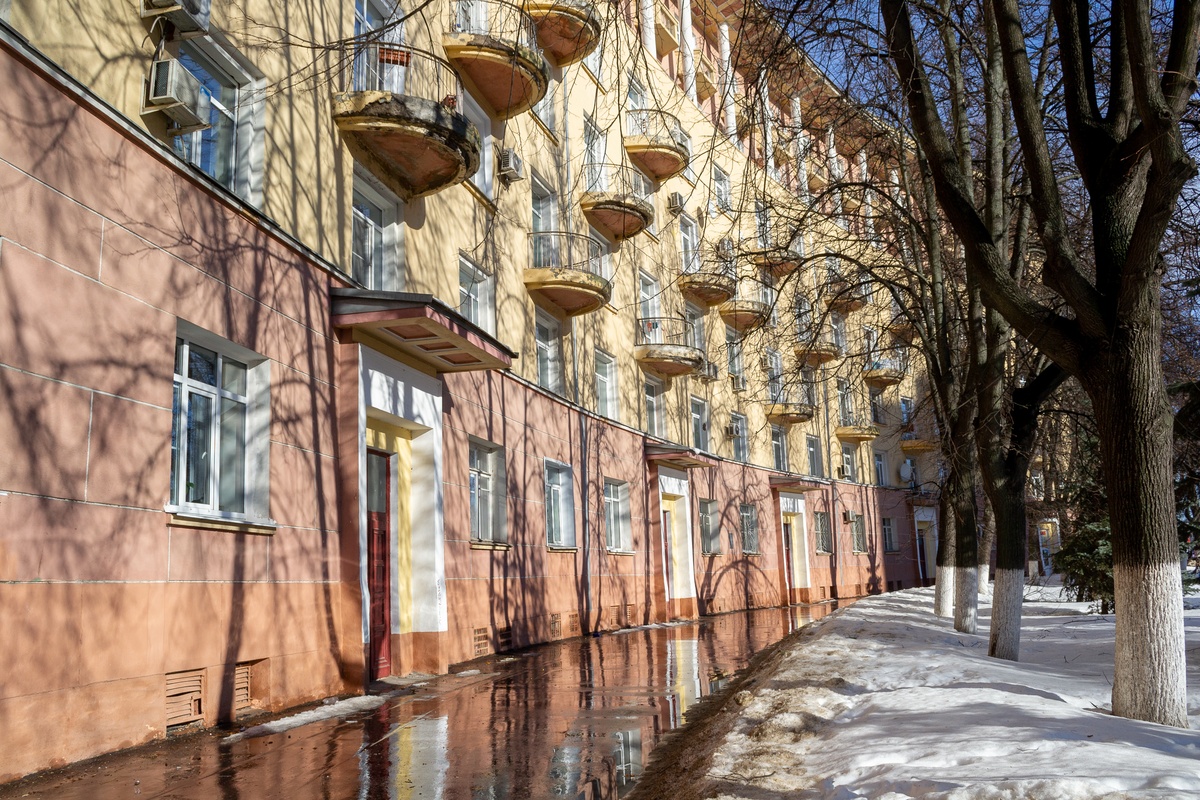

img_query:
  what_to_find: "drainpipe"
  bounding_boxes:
[639,0,655,54]
[791,95,810,205]
[718,22,736,139]
[680,0,696,105]
[760,67,774,177]
[822,368,838,596]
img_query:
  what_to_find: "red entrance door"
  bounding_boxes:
[366,451,391,680]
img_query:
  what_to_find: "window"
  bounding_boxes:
[632,168,656,235]
[831,312,847,353]
[691,397,709,451]
[851,516,867,552]
[841,443,857,482]
[638,272,661,328]
[806,435,823,478]
[644,376,664,437]
[463,92,494,198]
[170,330,268,519]
[469,441,506,542]
[173,38,263,204]
[583,35,603,81]
[595,350,618,420]
[679,130,695,182]
[729,413,748,462]
[726,326,744,386]
[584,116,606,191]
[759,268,777,319]
[350,178,404,291]
[882,517,898,552]
[864,326,879,365]
[870,388,885,424]
[604,479,632,551]
[531,176,557,270]
[766,349,783,402]
[801,367,817,405]
[900,396,914,426]
[680,214,700,274]
[796,296,813,335]
[533,77,557,132]
[739,504,759,553]
[874,451,887,486]
[825,250,840,282]
[700,499,720,554]
[837,378,854,425]
[459,257,495,334]
[771,425,788,471]
[713,165,731,212]
[755,200,771,248]
[684,303,706,352]
[626,73,647,118]
[535,311,564,394]
[588,227,612,281]
[815,511,832,553]
[544,460,575,547]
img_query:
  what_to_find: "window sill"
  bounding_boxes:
[166,509,277,536]
[546,544,578,553]
[701,551,722,558]
[582,65,605,91]
[531,114,559,145]
[816,551,832,557]
[606,548,636,557]
[463,180,497,213]
[470,539,512,551]
[742,551,761,557]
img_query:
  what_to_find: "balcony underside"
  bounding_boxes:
[633,343,704,377]
[835,424,880,443]
[795,342,841,365]
[580,193,654,240]
[755,252,803,278]
[864,367,905,388]
[678,271,736,306]
[526,0,600,65]
[442,34,549,118]
[523,267,611,315]
[718,299,769,332]
[624,136,688,180]
[765,402,816,425]
[900,438,939,454]
[332,92,480,200]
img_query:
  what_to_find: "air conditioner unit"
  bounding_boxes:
[146,59,212,132]
[498,148,525,184]
[842,509,856,523]
[716,238,734,259]
[759,355,773,371]
[729,373,747,392]
[667,191,686,216]
[141,0,212,35]
[836,467,847,480]
[699,360,720,382]
[724,423,740,437]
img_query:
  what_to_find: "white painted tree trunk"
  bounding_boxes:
[954,563,978,633]
[934,564,956,618]
[989,568,1023,661]
[1112,561,1187,727]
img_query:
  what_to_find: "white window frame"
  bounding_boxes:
[351,175,405,291]
[533,76,557,133]
[882,517,898,552]
[838,378,854,425]
[535,310,564,394]
[462,91,494,199]
[679,214,700,274]
[684,302,706,352]
[469,439,507,542]
[730,413,748,463]
[604,478,632,552]
[459,256,495,334]
[595,349,618,421]
[712,165,731,212]
[874,451,887,486]
[169,324,270,522]
[739,503,759,554]
[543,459,576,547]
[584,116,606,192]
[870,387,885,424]
[771,425,788,471]
[766,348,783,402]
[583,35,603,82]
[806,434,823,478]
[900,396,915,426]
[644,376,665,437]
[842,443,857,482]
[691,396,709,451]
[726,326,744,380]
[699,498,720,554]
[815,511,833,554]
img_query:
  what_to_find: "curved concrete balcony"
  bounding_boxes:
[332,44,481,200]
[753,235,805,278]
[443,0,549,118]
[765,399,817,425]
[887,315,917,340]
[679,267,736,306]
[825,277,868,312]
[623,109,689,180]
[835,418,880,443]
[900,431,939,454]
[579,164,655,240]
[634,316,705,377]
[525,0,600,65]
[718,295,770,332]
[524,231,612,315]
[864,359,906,388]
[795,335,841,365]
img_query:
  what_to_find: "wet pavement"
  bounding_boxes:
[1,604,834,800]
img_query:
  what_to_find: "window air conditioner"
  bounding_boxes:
[724,423,739,437]
[729,373,747,392]
[836,467,847,480]
[667,191,686,216]
[498,148,525,184]
[842,509,856,523]
[147,59,212,132]
[699,360,720,382]
[141,0,212,35]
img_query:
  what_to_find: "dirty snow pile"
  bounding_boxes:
[708,585,1200,800]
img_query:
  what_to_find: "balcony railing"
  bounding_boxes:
[449,0,540,52]
[338,41,462,101]
[528,230,607,276]
[626,108,686,144]
[636,316,698,348]
[583,161,652,199]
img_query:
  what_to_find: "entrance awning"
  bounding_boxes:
[332,289,516,373]
[769,475,826,493]
[645,442,717,470]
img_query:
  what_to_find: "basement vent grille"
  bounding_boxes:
[568,613,579,633]
[233,663,252,713]
[473,627,490,657]
[625,604,635,627]
[609,605,620,628]
[549,613,562,639]
[497,627,513,652]
[166,668,205,730]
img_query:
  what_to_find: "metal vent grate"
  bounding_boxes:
[473,627,490,657]
[568,613,579,633]
[549,613,562,639]
[166,668,205,729]
[496,627,513,652]
[233,663,252,712]
[625,604,635,627]
[609,605,620,628]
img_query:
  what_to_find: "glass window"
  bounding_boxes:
[691,397,709,451]
[838,378,854,425]
[644,377,664,437]
[841,443,857,482]
[680,214,700,274]
[814,511,832,553]
[595,350,617,421]
[874,451,886,485]
[699,499,720,554]
[730,413,748,462]
[801,367,817,405]
[535,311,563,394]
[771,425,788,471]
[806,435,823,478]
[766,349,783,402]
[469,441,505,542]
[755,200,770,248]
[604,478,632,551]
[459,257,494,333]
[544,460,575,547]
[463,92,494,198]
[583,38,603,81]
[900,396,914,426]
[684,303,706,352]
[584,116,605,191]
[739,504,758,554]
[174,43,242,191]
[533,77,557,132]
[882,517,898,552]
[713,165,731,212]
[831,312,847,352]
[638,272,661,326]
[351,189,384,289]
[726,326,744,388]
[852,516,867,553]
[870,388,885,423]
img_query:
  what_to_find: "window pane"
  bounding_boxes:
[185,393,213,505]
[188,345,218,385]
[222,358,247,395]
[218,397,246,513]
[171,383,182,503]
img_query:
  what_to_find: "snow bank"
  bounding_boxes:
[708,587,1200,799]
[221,695,388,745]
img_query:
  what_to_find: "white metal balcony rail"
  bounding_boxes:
[528,230,608,276]
[636,316,698,348]
[450,0,540,53]
[339,41,462,102]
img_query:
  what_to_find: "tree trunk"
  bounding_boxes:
[977,499,995,597]
[948,444,979,633]
[1089,343,1187,727]
[988,485,1028,660]
[934,493,956,617]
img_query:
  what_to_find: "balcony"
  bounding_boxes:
[835,415,880,443]
[443,0,549,119]
[753,235,805,278]
[624,109,689,180]
[694,49,717,100]
[634,317,705,377]
[524,231,611,315]
[765,396,817,425]
[332,43,480,200]
[525,0,600,66]
[679,259,736,306]
[718,293,770,332]
[825,277,868,312]
[864,358,906,388]
[900,430,939,454]
[579,164,655,240]
[654,2,679,57]
[887,311,917,340]
[795,335,841,365]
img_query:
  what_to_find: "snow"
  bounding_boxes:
[708,583,1200,799]
[221,695,388,745]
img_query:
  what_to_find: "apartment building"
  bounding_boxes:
[0,0,940,778]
